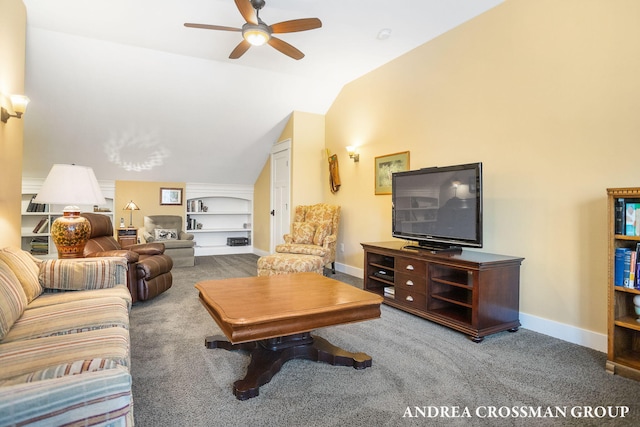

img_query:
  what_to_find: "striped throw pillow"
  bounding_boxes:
[0,261,28,340]
[0,247,43,302]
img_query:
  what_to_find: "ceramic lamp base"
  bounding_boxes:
[51,210,91,258]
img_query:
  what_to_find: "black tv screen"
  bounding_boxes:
[392,162,483,251]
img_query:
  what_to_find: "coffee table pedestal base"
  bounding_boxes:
[205,332,372,400]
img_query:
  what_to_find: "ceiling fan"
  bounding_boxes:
[184,0,322,60]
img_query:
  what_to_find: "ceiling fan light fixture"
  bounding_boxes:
[243,26,270,46]
[185,1,321,60]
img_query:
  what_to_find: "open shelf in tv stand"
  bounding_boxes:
[362,241,524,342]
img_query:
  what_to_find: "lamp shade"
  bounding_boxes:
[123,201,140,211]
[123,200,140,227]
[34,164,106,206]
[10,95,29,115]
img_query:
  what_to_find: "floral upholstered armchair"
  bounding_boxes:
[275,203,341,273]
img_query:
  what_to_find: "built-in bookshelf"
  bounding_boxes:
[606,188,640,381]
[21,179,115,258]
[185,183,253,256]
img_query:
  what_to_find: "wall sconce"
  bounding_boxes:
[1,94,30,123]
[346,146,360,162]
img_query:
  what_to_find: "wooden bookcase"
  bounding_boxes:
[606,188,640,381]
[361,241,524,342]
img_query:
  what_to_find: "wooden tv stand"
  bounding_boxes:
[361,241,524,342]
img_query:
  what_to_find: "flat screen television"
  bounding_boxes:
[392,162,483,252]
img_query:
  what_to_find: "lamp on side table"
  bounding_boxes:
[34,164,106,258]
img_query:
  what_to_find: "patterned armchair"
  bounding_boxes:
[275,203,341,273]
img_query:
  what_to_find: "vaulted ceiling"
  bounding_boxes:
[21,0,502,185]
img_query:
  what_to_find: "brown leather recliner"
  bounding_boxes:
[81,213,173,303]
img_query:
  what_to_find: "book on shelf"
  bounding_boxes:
[26,196,47,213]
[29,237,48,255]
[635,243,640,288]
[37,218,49,233]
[187,199,208,213]
[630,251,636,285]
[615,198,625,235]
[615,247,627,287]
[31,218,49,233]
[32,218,46,233]
[620,199,640,236]
[626,203,637,235]
[186,215,198,230]
[26,195,36,212]
[614,244,640,289]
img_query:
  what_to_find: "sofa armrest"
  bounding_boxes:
[143,231,155,243]
[86,249,139,263]
[179,231,195,241]
[128,243,165,256]
[39,257,128,290]
[0,367,132,427]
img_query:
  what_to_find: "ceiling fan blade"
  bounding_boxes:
[184,23,241,32]
[234,0,258,25]
[270,18,322,34]
[268,37,304,60]
[229,40,252,59]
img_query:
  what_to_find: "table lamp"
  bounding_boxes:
[34,164,106,258]
[123,200,140,227]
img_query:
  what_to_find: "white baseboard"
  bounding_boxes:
[253,248,270,257]
[519,312,606,353]
[195,246,253,256]
[334,262,363,278]
[334,262,606,352]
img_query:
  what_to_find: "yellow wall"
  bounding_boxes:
[324,0,640,337]
[253,160,271,252]
[291,111,326,206]
[0,0,26,248]
[115,181,185,235]
[253,111,325,253]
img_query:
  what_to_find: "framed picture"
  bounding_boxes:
[160,187,183,205]
[374,151,410,195]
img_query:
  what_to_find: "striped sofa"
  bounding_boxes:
[0,247,134,426]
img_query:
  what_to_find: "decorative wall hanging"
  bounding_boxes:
[160,188,183,205]
[374,151,410,195]
[328,153,341,193]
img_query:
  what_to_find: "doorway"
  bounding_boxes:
[270,139,291,253]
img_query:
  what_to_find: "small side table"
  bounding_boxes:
[117,227,138,249]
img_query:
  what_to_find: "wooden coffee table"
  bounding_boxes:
[195,272,383,400]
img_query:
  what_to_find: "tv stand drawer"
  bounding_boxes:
[395,272,426,293]
[396,257,426,276]
[394,288,426,311]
